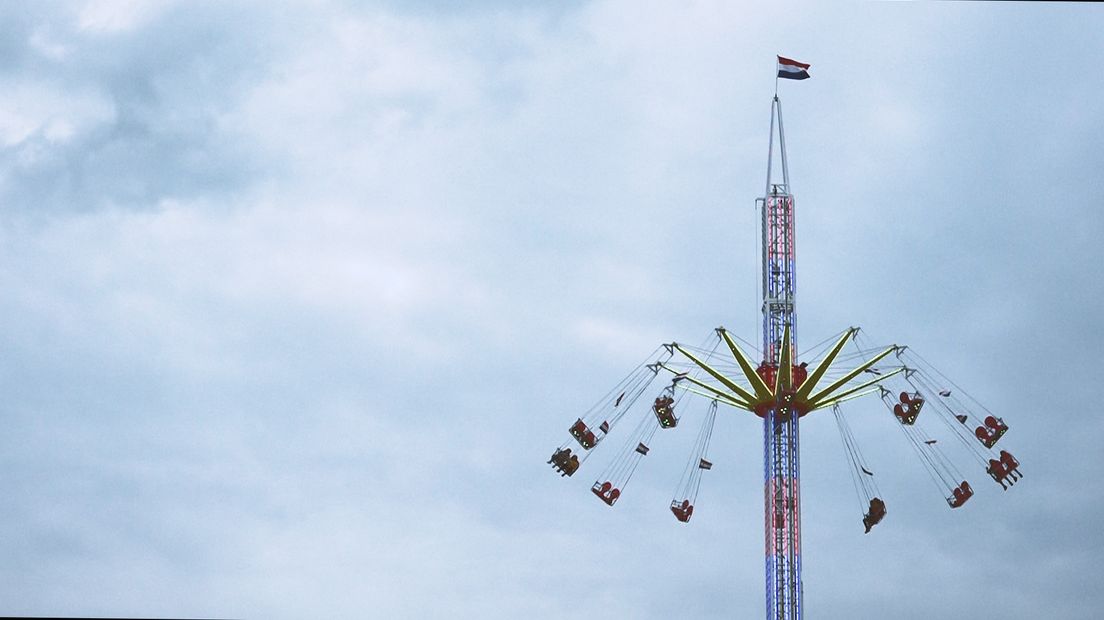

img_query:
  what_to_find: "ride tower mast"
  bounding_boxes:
[759,94,802,620]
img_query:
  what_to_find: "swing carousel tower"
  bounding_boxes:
[547,60,1022,620]
[668,92,905,619]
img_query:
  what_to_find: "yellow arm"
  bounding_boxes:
[718,329,774,400]
[674,344,758,404]
[811,366,906,410]
[795,328,856,400]
[777,324,793,392]
[808,346,899,405]
[659,363,752,409]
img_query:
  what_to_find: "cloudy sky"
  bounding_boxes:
[1,1,1101,618]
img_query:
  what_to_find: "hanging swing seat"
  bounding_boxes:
[947,481,973,508]
[652,395,677,428]
[569,418,599,449]
[591,481,621,506]
[893,391,924,425]
[987,450,1022,489]
[670,499,694,523]
[974,416,1009,448]
[862,497,886,533]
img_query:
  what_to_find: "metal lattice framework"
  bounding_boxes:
[761,97,800,616]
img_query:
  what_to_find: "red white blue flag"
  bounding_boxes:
[777,56,811,80]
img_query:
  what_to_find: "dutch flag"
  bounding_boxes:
[777,56,811,80]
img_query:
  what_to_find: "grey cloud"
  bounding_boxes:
[0,1,1101,619]
[0,3,287,216]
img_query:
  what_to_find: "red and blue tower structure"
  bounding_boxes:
[759,94,801,619]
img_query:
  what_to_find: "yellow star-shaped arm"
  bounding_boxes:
[668,326,904,416]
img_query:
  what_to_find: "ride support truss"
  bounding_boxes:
[760,98,801,614]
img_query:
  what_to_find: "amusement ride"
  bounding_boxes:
[546,58,1022,620]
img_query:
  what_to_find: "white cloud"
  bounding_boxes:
[0,80,115,148]
[29,27,71,60]
[76,0,173,33]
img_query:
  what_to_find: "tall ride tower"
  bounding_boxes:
[549,66,1023,620]
[759,95,801,619]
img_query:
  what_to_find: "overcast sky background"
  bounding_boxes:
[1,1,1101,618]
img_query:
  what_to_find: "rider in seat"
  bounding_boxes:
[548,448,580,477]
[999,450,1020,474]
[989,450,1021,489]
[653,395,677,428]
[863,497,886,533]
[987,451,1021,490]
